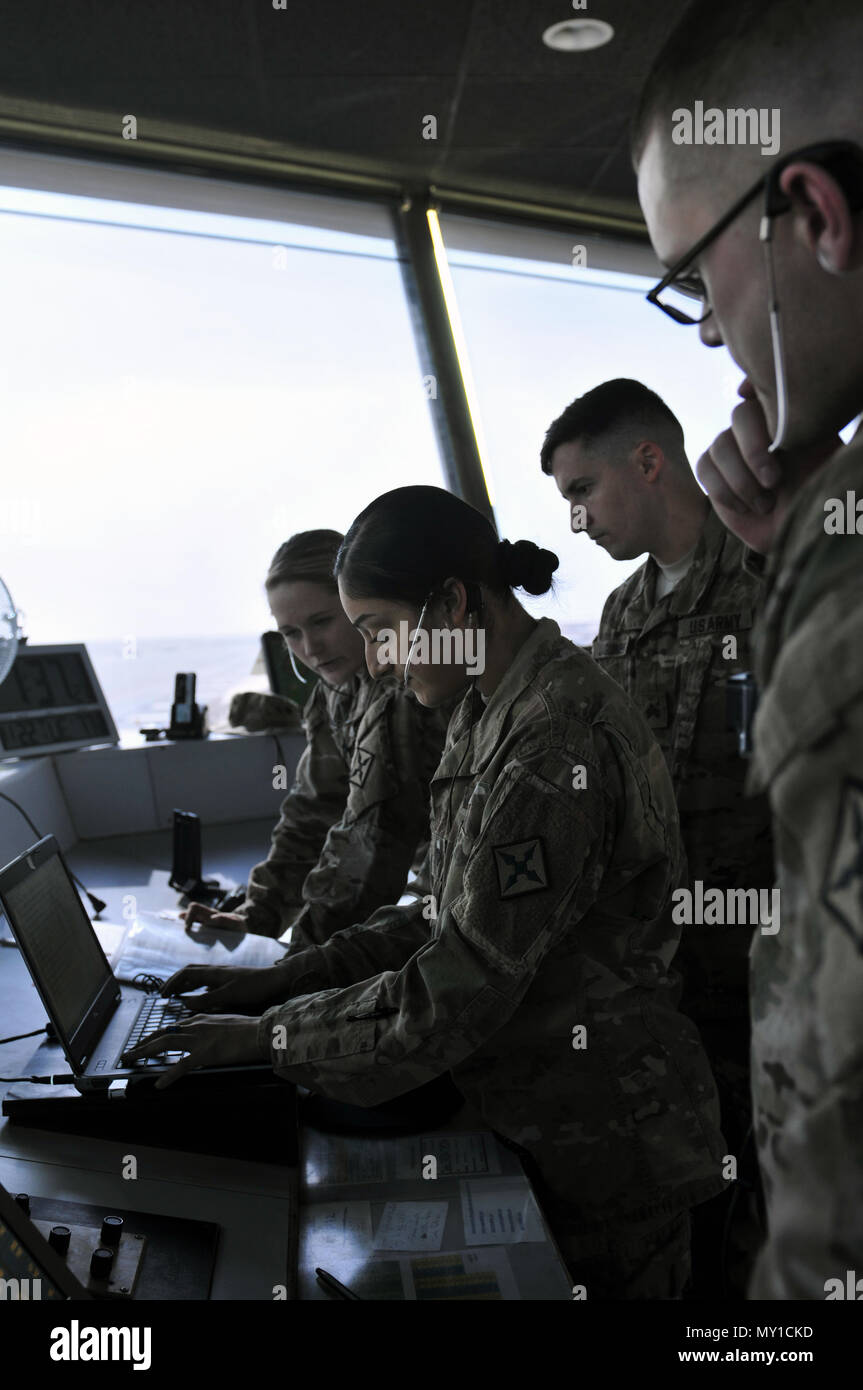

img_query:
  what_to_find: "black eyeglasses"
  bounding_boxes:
[646,140,863,326]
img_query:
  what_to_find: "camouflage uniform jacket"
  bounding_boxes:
[747,438,863,1299]
[256,619,725,1232]
[592,506,774,1019]
[235,669,449,948]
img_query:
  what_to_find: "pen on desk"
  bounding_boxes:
[315,1266,363,1300]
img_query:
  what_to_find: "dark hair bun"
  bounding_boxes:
[497,538,559,596]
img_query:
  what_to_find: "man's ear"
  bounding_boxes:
[635,440,663,483]
[781,160,862,274]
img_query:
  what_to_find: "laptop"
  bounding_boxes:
[0,836,271,1091]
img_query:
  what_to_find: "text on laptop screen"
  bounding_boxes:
[2,853,113,1041]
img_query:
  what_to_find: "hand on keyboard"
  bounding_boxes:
[120,1013,267,1088]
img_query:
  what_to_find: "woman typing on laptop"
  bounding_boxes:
[127,486,726,1299]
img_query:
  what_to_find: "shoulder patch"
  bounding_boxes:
[349,744,376,788]
[821,778,863,950]
[492,838,549,899]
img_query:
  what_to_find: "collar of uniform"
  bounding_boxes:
[435,617,562,779]
[321,667,365,724]
[639,505,726,635]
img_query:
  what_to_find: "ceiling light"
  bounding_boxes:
[542,18,614,52]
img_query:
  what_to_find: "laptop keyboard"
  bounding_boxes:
[120,995,193,1067]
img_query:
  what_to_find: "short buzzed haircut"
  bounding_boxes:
[539,378,685,475]
[631,0,863,169]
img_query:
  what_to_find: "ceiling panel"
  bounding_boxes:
[0,0,694,226]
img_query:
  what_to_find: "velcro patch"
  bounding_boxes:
[349,744,375,788]
[493,838,549,899]
[821,778,863,949]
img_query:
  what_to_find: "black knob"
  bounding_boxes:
[48,1226,71,1255]
[89,1246,114,1280]
[14,1193,30,1216]
[100,1215,124,1247]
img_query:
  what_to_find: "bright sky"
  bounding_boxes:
[0,183,745,644]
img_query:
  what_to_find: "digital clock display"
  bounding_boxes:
[0,645,118,757]
[0,651,96,713]
[0,710,112,751]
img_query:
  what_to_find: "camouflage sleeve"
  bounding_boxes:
[748,568,863,1299]
[235,685,349,938]
[255,747,607,1106]
[253,898,432,1004]
[288,688,447,951]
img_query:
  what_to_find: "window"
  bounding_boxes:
[0,155,445,731]
[440,214,745,643]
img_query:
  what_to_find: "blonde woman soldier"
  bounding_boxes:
[186,530,452,951]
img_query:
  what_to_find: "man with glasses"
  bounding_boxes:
[542,379,771,1296]
[633,0,863,1299]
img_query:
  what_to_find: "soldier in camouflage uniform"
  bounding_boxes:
[543,381,774,1166]
[633,0,863,1298]
[133,488,726,1298]
[234,664,451,949]
[745,440,863,1297]
[187,530,450,951]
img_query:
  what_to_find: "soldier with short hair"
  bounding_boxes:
[633,0,863,1298]
[130,485,726,1300]
[543,380,773,1167]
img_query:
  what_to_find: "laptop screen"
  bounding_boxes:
[1,846,114,1044]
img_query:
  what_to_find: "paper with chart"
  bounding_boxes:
[394,1132,502,1180]
[460,1181,545,1244]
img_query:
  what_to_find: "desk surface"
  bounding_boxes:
[0,824,295,1300]
[0,825,572,1301]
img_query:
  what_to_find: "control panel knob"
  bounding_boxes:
[89,1246,114,1280]
[100,1215,124,1247]
[14,1193,30,1216]
[48,1225,71,1255]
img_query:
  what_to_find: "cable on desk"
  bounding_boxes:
[0,792,107,917]
[0,1027,48,1045]
[0,1074,75,1085]
[132,973,166,992]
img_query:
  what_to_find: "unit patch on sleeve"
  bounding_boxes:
[821,778,863,949]
[349,744,375,789]
[493,838,549,899]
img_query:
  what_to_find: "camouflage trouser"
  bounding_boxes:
[688,1015,765,1299]
[561,1210,692,1300]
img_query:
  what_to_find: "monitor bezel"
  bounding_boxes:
[0,835,120,1073]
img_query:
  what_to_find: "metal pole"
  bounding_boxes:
[393,192,496,527]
